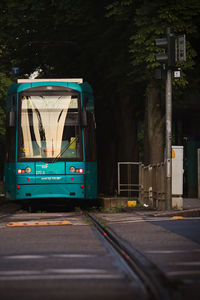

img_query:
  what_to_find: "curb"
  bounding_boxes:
[153,208,200,218]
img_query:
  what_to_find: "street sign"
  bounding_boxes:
[12,67,19,75]
[173,69,182,78]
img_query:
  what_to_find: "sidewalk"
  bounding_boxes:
[153,198,200,217]
[1,195,200,217]
[183,198,200,209]
[100,197,200,217]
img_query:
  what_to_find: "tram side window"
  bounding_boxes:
[85,112,96,161]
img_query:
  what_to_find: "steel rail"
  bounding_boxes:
[86,212,175,300]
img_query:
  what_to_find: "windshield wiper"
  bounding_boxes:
[52,137,79,163]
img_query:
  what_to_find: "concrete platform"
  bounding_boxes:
[99,197,130,210]
[99,197,200,217]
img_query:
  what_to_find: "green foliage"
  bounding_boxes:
[107,0,200,88]
[106,0,134,20]
[0,73,12,177]
[0,0,200,188]
[1,0,200,94]
[0,73,12,139]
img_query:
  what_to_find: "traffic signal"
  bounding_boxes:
[155,32,176,68]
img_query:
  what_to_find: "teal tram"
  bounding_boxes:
[4,79,97,201]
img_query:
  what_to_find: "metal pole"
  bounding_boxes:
[198,149,200,200]
[118,163,120,196]
[128,164,131,199]
[165,67,172,210]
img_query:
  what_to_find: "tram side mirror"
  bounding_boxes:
[9,111,15,127]
[81,106,87,127]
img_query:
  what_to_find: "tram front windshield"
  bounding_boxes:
[19,93,81,160]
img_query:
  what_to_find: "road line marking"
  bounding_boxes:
[171,216,184,220]
[0,269,114,276]
[7,220,72,227]
[0,274,122,281]
[167,270,200,276]
[172,262,200,266]
[2,254,96,260]
[0,270,40,275]
[0,268,122,281]
[45,268,108,274]
[3,255,45,259]
[51,254,96,258]
[146,249,200,254]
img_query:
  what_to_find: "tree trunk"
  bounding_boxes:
[114,95,139,197]
[116,95,138,163]
[144,86,165,165]
[97,93,139,196]
[96,93,117,196]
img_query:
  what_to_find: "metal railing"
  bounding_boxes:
[117,162,141,199]
[139,163,165,209]
[117,162,166,209]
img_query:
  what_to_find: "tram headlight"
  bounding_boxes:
[70,167,84,173]
[25,167,31,173]
[70,166,76,173]
[17,167,31,174]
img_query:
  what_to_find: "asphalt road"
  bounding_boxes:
[0,213,145,300]
[0,208,200,300]
[102,214,200,300]
[152,219,200,244]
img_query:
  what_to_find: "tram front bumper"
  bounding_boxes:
[16,183,85,200]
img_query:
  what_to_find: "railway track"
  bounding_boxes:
[0,204,193,299]
[86,212,178,300]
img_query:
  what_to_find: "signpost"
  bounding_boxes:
[154,28,186,210]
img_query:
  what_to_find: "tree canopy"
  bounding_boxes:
[0,0,200,193]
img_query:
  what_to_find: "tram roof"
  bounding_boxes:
[17,79,83,84]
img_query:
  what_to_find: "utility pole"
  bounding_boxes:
[154,28,186,209]
[154,27,175,210]
[165,66,172,210]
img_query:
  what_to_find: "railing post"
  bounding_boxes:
[117,163,120,195]
[198,149,200,200]
[139,164,143,203]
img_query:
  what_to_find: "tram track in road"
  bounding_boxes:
[0,208,151,300]
[0,204,187,299]
[86,212,180,300]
